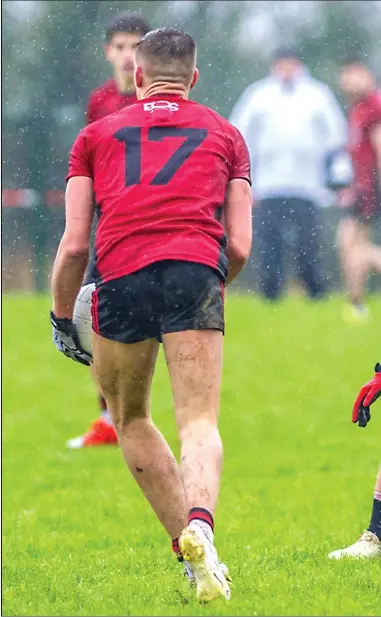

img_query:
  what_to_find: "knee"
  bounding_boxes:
[112,402,149,434]
[178,418,221,445]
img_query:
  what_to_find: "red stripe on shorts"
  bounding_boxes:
[91,288,100,335]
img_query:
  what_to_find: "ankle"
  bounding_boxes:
[101,409,113,425]
[171,537,183,561]
[368,496,381,541]
[99,395,107,411]
[189,507,214,542]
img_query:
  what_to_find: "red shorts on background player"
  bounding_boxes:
[67,13,151,449]
[337,58,381,322]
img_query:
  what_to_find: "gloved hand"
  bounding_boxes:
[352,363,381,428]
[50,311,92,366]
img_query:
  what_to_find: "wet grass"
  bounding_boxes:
[2,293,381,616]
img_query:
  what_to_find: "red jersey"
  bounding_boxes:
[86,79,137,124]
[67,94,251,284]
[348,90,381,216]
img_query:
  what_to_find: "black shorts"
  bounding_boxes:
[92,261,225,344]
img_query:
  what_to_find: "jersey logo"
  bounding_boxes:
[143,100,180,113]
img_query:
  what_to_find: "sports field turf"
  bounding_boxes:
[3,293,381,616]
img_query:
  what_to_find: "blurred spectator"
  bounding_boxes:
[230,47,350,300]
[337,57,381,322]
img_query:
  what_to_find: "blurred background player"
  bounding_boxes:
[337,58,381,322]
[85,12,151,124]
[329,363,381,559]
[51,27,252,601]
[67,12,151,449]
[229,47,349,301]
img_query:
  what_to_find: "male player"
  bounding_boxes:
[51,28,252,602]
[329,364,381,559]
[67,12,152,449]
[337,58,381,322]
[86,12,151,124]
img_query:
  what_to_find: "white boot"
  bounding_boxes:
[328,530,381,560]
[179,525,230,602]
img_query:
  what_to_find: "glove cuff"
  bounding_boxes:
[50,311,73,328]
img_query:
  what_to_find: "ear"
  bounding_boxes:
[134,65,143,89]
[190,68,199,89]
[104,43,111,62]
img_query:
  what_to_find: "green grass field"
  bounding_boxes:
[3,293,381,616]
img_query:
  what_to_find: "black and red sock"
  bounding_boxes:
[172,509,215,561]
[189,507,214,533]
[99,395,107,412]
[171,537,183,561]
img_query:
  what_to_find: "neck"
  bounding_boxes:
[142,81,188,100]
[351,84,376,103]
[114,72,134,94]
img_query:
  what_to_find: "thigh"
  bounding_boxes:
[255,199,283,262]
[92,267,162,344]
[294,199,322,249]
[93,334,159,428]
[163,329,223,432]
[337,216,369,252]
[256,198,282,233]
[160,261,224,430]
[161,261,225,336]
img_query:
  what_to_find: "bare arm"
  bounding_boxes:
[224,178,253,286]
[52,176,94,318]
[370,124,381,185]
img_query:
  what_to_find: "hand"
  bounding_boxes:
[50,311,92,366]
[336,187,356,208]
[352,363,381,428]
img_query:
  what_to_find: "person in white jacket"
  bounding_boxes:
[230,47,351,300]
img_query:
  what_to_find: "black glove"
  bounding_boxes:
[50,311,92,366]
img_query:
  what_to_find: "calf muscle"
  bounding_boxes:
[163,330,223,513]
[93,334,187,539]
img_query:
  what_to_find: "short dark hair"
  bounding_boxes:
[341,54,368,69]
[105,12,151,43]
[273,46,302,62]
[135,28,196,82]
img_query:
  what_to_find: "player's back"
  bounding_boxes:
[70,94,249,284]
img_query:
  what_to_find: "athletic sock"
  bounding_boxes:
[101,409,113,425]
[351,300,366,312]
[189,507,214,543]
[368,493,381,541]
[171,537,183,562]
[99,396,113,424]
[99,395,107,411]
